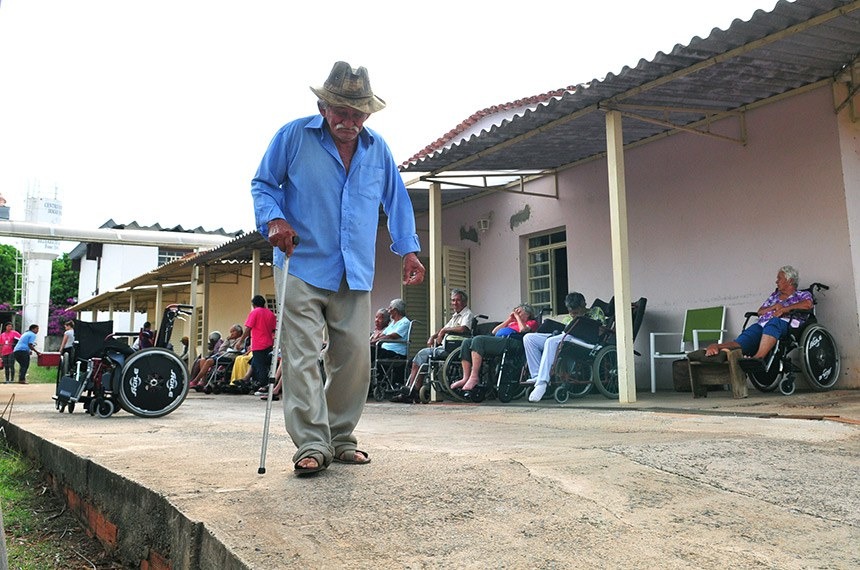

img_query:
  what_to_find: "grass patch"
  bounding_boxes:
[24,365,57,385]
[0,444,120,569]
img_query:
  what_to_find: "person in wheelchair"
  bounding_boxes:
[704,265,813,359]
[369,308,391,343]
[370,298,410,361]
[189,324,245,390]
[395,288,474,403]
[524,292,608,402]
[449,303,537,399]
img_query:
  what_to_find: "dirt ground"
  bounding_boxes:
[2,383,859,569]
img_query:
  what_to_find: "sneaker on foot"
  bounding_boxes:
[528,383,547,402]
[524,377,537,385]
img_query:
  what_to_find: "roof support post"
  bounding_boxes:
[201,265,211,358]
[155,285,163,328]
[429,181,444,334]
[128,293,136,331]
[188,265,199,367]
[605,110,636,404]
[251,249,261,297]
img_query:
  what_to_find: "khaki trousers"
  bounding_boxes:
[275,268,371,467]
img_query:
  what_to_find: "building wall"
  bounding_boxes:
[387,85,858,391]
[77,244,159,331]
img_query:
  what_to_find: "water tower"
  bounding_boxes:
[21,183,63,350]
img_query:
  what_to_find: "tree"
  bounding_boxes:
[48,253,79,335]
[0,244,21,305]
[50,253,78,306]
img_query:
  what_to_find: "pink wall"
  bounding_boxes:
[377,85,859,390]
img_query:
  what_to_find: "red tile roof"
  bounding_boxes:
[400,85,579,170]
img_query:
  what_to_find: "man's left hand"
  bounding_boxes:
[402,253,425,286]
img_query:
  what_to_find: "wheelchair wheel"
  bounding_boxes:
[779,375,796,396]
[497,383,526,403]
[592,346,619,399]
[442,348,469,403]
[799,324,840,391]
[744,352,781,393]
[67,401,75,414]
[554,385,569,404]
[552,345,593,398]
[88,398,115,418]
[116,348,189,418]
[56,351,71,383]
[372,381,386,402]
[418,384,431,404]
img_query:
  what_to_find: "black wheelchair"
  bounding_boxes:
[737,282,840,396]
[440,316,532,404]
[53,304,193,418]
[370,320,419,402]
[544,297,647,403]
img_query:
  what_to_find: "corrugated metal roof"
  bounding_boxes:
[401,0,859,185]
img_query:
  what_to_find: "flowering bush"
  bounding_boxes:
[47,298,77,336]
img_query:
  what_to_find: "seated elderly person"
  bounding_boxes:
[393,289,474,403]
[450,303,538,399]
[525,292,608,402]
[189,324,244,389]
[371,298,411,361]
[704,265,813,360]
[369,307,391,343]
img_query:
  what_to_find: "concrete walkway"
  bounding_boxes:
[2,383,859,569]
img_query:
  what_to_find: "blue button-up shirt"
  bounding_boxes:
[251,115,421,292]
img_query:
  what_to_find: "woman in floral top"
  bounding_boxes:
[705,265,813,359]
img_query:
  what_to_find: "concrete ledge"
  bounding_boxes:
[2,421,247,570]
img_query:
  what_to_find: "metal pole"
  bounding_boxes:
[258,236,298,474]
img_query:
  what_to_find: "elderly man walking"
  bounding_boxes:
[251,61,425,476]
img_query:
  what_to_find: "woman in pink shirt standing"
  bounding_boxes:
[1,322,21,383]
[237,295,276,392]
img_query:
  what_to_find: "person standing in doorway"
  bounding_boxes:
[13,324,40,384]
[251,61,425,475]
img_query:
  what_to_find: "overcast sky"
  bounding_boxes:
[0,0,780,246]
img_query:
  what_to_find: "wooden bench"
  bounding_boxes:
[687,348,748,399]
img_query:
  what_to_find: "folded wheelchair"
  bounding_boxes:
[543,297,648,403]
[737,282,840,396]
[53,304,192,418]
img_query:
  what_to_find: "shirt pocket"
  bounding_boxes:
[357,165,384,200]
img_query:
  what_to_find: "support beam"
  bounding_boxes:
[202,265,211,357]
[188,266,199,367]
[428,182,444,333]
[605,110,636,404]
[251,249,261,297]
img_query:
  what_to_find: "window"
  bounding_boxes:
[526,230,568,315]
[158,248,192,267]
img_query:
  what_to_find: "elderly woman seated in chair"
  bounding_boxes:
[704,265,812,360]
[450,303,538,399]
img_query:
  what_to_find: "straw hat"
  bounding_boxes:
[310,61,386,114]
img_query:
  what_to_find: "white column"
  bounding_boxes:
[605,110,636,404]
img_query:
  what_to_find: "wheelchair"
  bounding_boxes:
[53,304,193,418]
[200,349,244,394]
[737,282,840,396]
[370,320,418,402]
[440,321,531,404]
[544,297,647,403]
